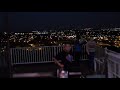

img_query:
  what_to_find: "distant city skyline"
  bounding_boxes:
[1,28,120,48]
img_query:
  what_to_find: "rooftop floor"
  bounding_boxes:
[11,60,105,78]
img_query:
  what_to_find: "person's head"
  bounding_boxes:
[63,42,72,52]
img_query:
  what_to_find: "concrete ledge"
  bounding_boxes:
[13,72,53,78]
[69,72,82,75]
[86,75,105,78]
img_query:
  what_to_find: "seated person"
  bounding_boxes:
[53,43,73,72]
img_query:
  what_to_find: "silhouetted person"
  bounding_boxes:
[74,39,82,63]
[53,43,73,71]
[86,37,97,72]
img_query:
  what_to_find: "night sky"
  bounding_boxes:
[1,12,120,32]
[0,12,7,32]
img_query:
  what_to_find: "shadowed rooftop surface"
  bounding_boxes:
[12,61,94,78]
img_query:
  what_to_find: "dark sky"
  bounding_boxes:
[0,12,7,32]
[1,12,120,32]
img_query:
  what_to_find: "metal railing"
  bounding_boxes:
[9,44,120,78]
[94,46,106,75]
[105,49,120,78]
[94,57,106,75]
[10,45,88,65]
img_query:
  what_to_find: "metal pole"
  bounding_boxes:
[104,48,108,78]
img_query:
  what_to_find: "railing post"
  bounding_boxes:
[7,40,13,78]
[54,46,56,57]
[94,58,97,73]
[104,48,108,78]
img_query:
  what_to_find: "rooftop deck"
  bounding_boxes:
[0,45,120,78]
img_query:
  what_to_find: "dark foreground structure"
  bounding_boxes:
[0,45,120,78]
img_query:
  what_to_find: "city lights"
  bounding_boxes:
[1,27,120,48]
[29,44,35,47]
